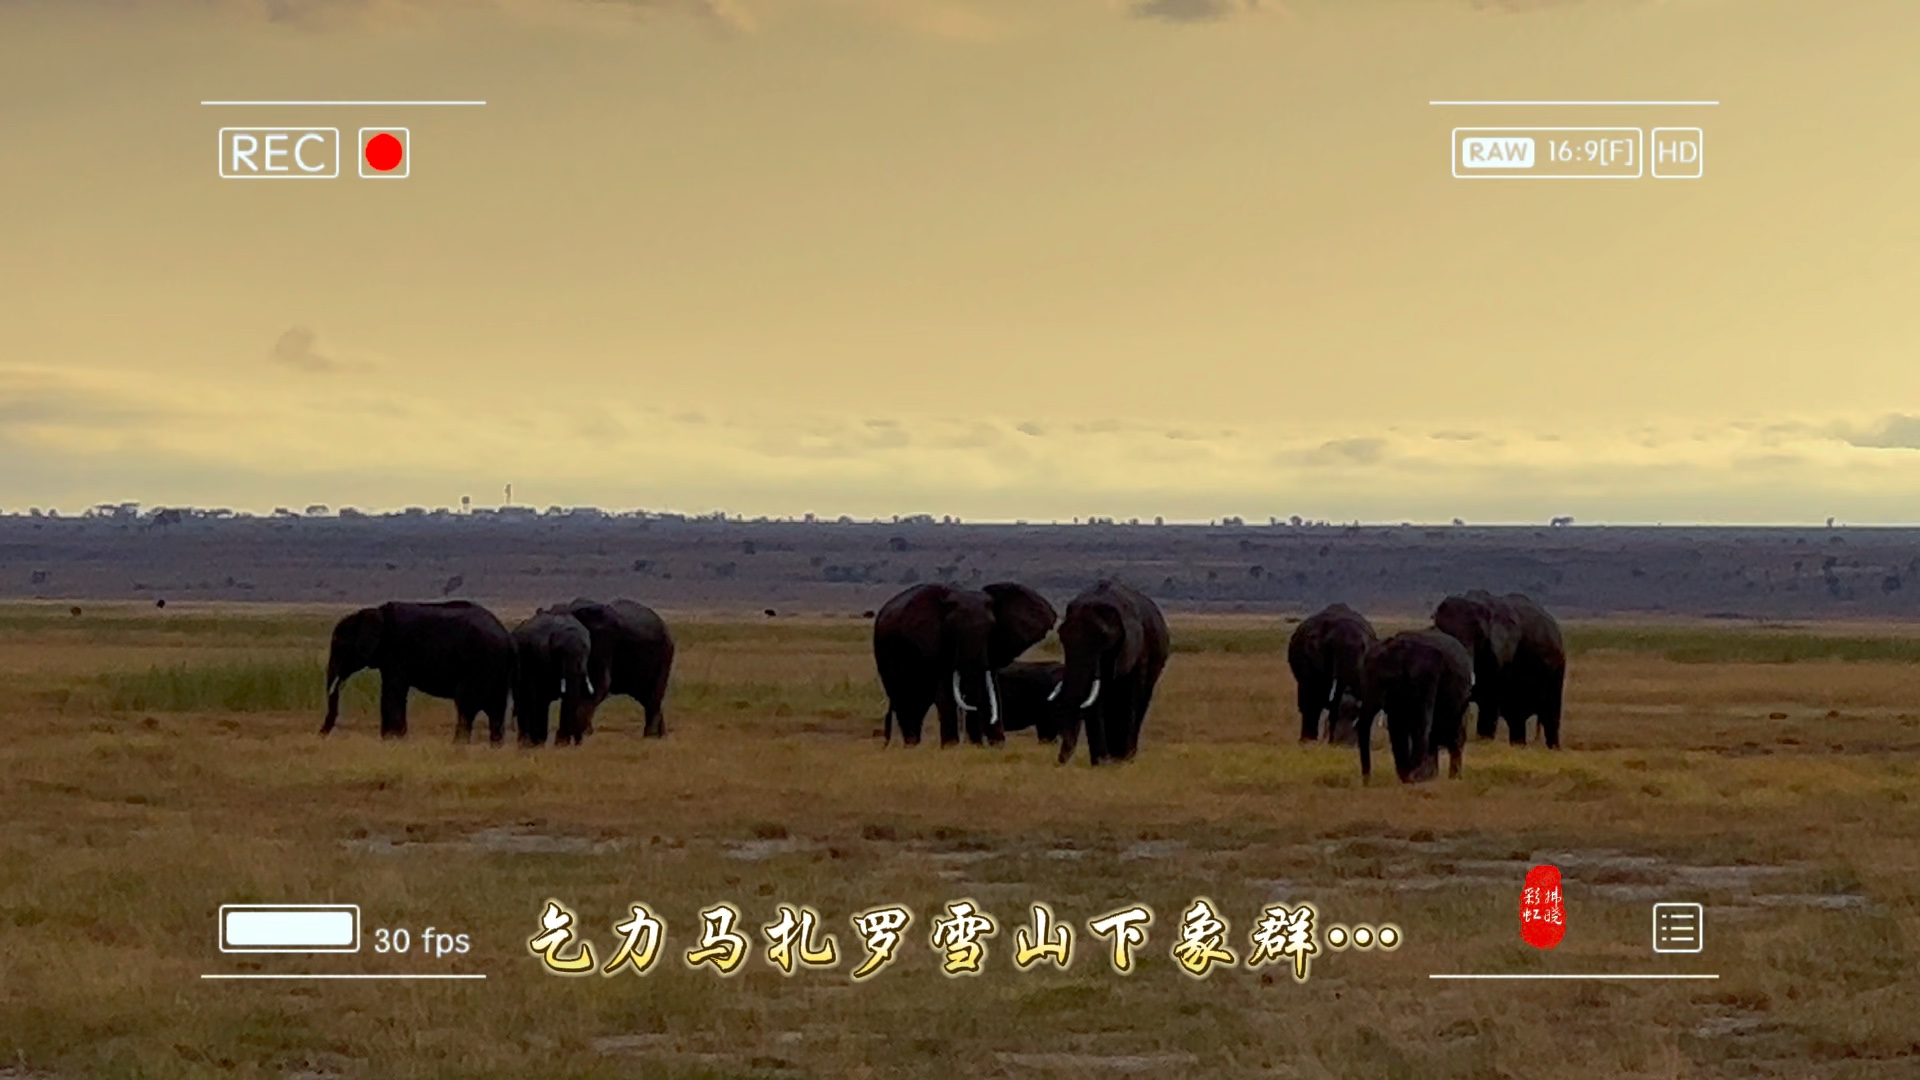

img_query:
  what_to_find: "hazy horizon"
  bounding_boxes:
[5,0,1919,524]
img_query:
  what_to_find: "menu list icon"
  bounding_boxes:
[1652,903,1703,953]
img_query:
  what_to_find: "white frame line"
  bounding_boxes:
[1430,100,1719,107]
[201,973,487,980]
[201,100,485,107]
[1430,973,1719,980]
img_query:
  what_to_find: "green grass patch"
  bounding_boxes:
[1567,626,1920,663]
[87,657,370,713]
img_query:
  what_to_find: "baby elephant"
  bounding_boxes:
[994,661,1066,742]
[1358,629,1474,784]
[512,612,594,746]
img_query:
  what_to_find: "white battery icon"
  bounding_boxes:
[219,904,361,954]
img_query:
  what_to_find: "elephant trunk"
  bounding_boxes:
[1053,651,1103,764]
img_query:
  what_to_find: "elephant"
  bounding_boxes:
[1054,580,1170,766]
[511,612,594,746]
[1287,603,1379,744]
[1356,628,1474,784]
[993,660,1066,742]
[321,600,514,742]
[544,598,676,738]
[1432,590,1566,748]
[872,582,1058,747]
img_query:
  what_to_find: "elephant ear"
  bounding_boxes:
[1482,597,1522,665]
[350,606,387,664]
[983,582,1057,668]
[1111,597,1146,674]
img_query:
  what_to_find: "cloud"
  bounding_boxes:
[1430,429,1481,442]
[567,0,755,32]
[1016,421,1045,437]
[270,326,336,373]
[0,369,159,431]
[6,0,756,31]
[1306,436,1387,466]
[1836,413,1920,450]
[1128,0,1262,23]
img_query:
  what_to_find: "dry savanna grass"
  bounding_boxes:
[2,602,1919,1078]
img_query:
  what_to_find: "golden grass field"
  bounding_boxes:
[2,602,1918,1078]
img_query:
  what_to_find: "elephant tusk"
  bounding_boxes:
[326,677,340,697]
[1327,681,1339,703]
[559,677,567,695]
[585,676,595,698]
[985,671,1000,730]
[1080,678,1101,709]
[1047,683,1062,702]
[951,670,974,711]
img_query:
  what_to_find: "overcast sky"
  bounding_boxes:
[2,0,1918,523]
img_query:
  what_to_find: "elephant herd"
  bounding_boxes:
[871,580,1170,766]
[320,597,674,746]
[1287,591,1567,783]
[317,581,1562,782]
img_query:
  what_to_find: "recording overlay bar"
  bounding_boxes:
[219,904,361,954]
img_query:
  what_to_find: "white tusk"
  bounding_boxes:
[326,678,340,697]
[1080,678,1101,709]
[1327,681,1339,704]
[985,671,1000,730]
[559,677,567,695]
[951,670,974,711]
[585,676,595,698]
[1047,683,1062,702]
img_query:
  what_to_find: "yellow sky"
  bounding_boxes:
[3,0,1918,522]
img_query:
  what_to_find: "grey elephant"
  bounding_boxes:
[1287,603,1378,744]
[544,598,676,738]
[993,660,1066,742]
[511,611,594,746]
[1054,580,1170,766]
[1357,628,1474,784]
[1432,590,1566,748]
[872,583,1058,747]
[322,600,514,742]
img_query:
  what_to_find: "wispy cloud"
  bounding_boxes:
[1835,413,1920,450]
[1127,0,1265,24]
[270,326,336,373]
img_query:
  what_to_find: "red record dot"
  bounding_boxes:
[365,133,404,172]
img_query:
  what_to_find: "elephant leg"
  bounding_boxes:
[641,671,667,738]
[1119,680,1148,761]
[379,674,410,739]
[1297,679,1324,742]
[1539,680,1564,750]
[935,690,962,749]
[485,691,507,746]
[1084,702,1112,765]
[963,704,986,746]
[894,693,933,747]
[1356,710,1375,784]
[523,698,549,746]
[1121,680,1144,757]
[1448,739,1463,779]
[1505,695,1529,746]
[1474,680,1501,740]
